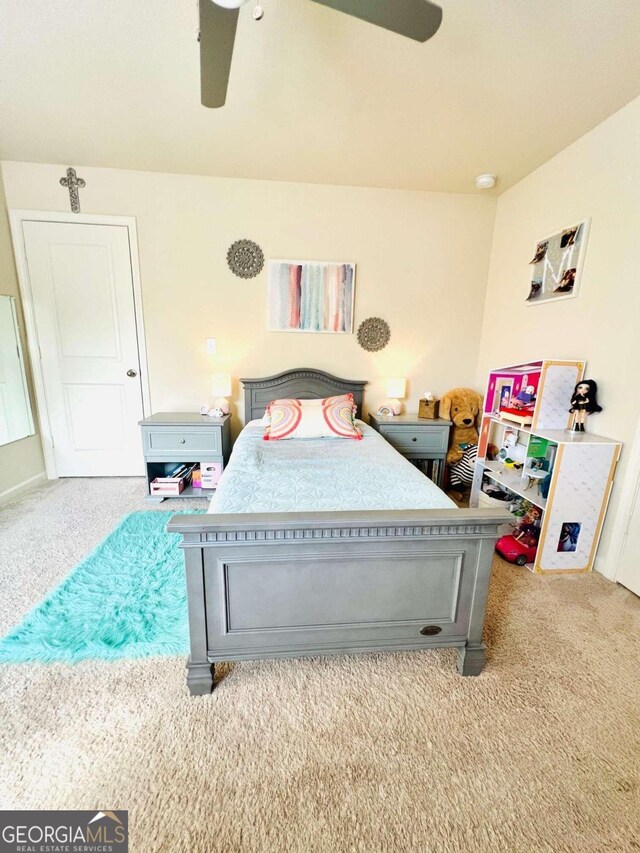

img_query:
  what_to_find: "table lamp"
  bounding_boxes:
[210,374,232,416]
[377,377,406,416]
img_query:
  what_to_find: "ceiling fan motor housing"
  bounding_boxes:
[201,0,443,108]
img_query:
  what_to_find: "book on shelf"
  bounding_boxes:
[409,458,440,484]
[165,463,197,482]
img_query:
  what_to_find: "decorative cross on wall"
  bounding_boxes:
[59,167,86,213]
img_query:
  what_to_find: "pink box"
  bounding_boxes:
[150,477,186,496]
[200,462,223,489]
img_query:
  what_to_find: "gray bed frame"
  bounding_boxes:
[168,368,511,695]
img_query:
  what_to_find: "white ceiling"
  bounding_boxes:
[1,0,639,193]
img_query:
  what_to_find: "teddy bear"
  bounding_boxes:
[440,388,484,493]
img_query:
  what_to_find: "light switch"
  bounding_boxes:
[206,338,217,355]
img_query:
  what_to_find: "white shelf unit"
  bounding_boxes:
[479,458,548,511]
[471,359,622,573]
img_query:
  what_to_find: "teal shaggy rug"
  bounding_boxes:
[0,511,202,664]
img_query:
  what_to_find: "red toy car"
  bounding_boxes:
[495,534,538,566]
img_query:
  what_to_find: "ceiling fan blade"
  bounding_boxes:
[199,0,240,108]
[309,0,442,42]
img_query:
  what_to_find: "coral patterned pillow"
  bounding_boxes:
[263,394,362,441]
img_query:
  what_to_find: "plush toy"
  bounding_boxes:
[440,387,484,491]
[200,405,226,418]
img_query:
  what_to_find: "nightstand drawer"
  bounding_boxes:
[142,426,221,456]
[379,426,448,455]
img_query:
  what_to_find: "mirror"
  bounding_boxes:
[0,295,35,446]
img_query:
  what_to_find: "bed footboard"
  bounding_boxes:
[167,508,511,695]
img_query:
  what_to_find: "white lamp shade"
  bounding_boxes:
[386,378,406,399]
[211,374,232,397]
[212,0,250,8]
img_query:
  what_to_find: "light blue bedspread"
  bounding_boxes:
[208,421,455,513]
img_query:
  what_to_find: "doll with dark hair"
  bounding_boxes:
[569,380,602,432]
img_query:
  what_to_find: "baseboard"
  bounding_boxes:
[594,553,615,581]
[0,471,47,506]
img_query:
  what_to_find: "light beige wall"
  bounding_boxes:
[0,165,45,498]
[1,162,496,437]
[477,94,640,575]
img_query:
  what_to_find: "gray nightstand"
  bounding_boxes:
[139,412,232,502]
[368,413,451,488]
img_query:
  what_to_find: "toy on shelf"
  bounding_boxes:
[496,428,526,470]
[515,525,539,547]
[478,475,516,509]
[441,388,483,466]
[440,387,483,497]
[513,384,537,409]
[495,533,538,566]
[502,457,523,470]
[540,472,552,500]
[448,443,478,494]
[524,457,550,493]
[569,379,602,432]
[499,402,535,426]
[517,501,543,528]
[499,409,534,427]
[496,533,538,566]
[495,502,541,566]
[499,385,536,426]
[486,442,499,461]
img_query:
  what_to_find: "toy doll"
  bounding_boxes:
[514,524,539,548]
[524,504,542,528]
[569,380,602,432]
[513,384,536,410]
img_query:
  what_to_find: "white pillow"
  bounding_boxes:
[263,395,362,441]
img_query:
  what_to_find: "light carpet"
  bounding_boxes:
[1,478,639,852]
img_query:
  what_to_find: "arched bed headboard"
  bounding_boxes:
[241,368,367,424]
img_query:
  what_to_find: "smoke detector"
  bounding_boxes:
[475,174,497,190]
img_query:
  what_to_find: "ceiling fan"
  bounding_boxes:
[199,0,443,108]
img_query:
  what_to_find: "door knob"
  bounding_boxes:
[126,369,137,378]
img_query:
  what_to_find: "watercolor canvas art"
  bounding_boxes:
[268,260,355,333]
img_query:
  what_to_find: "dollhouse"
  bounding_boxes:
[470,359,622,573]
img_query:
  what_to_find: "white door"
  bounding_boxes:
[616,475,640,597]
[22,220,145,476]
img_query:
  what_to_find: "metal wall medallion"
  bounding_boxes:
[226,239,264,279]
[357,317,391,352]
